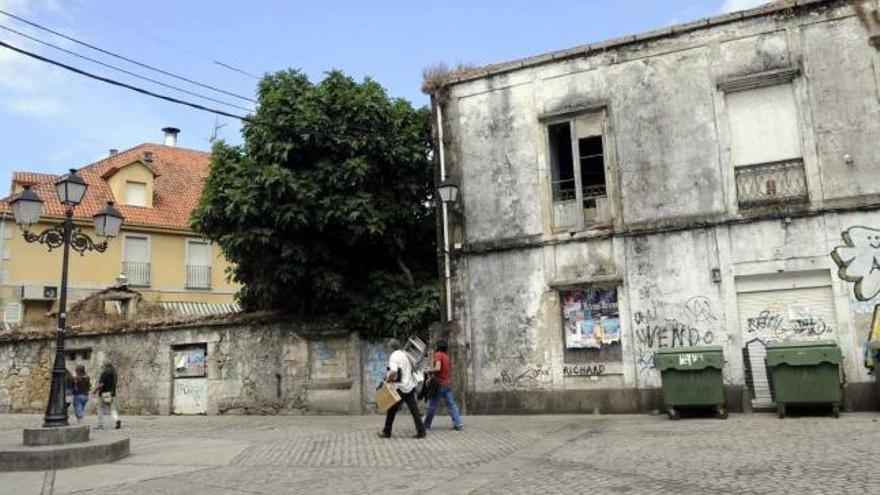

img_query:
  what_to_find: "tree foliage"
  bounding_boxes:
[192,70,439,339]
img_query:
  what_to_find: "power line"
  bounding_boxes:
[66,0,260,80]
[0,24,253,112]
[0,39,410,140]
[0,8,257,104]
[0,39,250,121]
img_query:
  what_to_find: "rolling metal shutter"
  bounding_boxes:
[735,271,836,408]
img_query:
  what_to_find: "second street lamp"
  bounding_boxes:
[9,170,124,428]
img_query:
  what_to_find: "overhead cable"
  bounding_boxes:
[0,39,249,121]
[0,9,257,103]
[0,39,412,140]
[0,24,253,112]
[67,0,260,80]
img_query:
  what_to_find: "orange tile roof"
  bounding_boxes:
[1,144,211,231]
[11,171,58,189]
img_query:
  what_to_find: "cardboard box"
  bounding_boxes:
[375,382,401,412]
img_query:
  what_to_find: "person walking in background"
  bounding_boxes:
[71,365,91,424]
[423,340,464,431]
[95,361,121,430]
[378,338,427,439]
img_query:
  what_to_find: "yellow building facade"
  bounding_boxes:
[0,137,239,326]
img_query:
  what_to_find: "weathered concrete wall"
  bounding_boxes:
[441,1,880,413]
[803,15,880,201]
[0,322,377,415]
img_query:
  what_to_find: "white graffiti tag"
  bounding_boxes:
[832,226,880,301]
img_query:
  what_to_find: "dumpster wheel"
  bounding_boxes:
[667,408,680,420]
[777,404,785,419]
[716,406,728,420]
[832,404,840,418]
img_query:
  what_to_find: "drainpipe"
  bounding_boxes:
[436,103,453,322]
[0,212,6,322]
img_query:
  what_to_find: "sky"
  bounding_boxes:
[0,0,768,183]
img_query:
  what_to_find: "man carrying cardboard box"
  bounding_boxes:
[378,338,427,439]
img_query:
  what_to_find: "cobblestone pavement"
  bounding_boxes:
[1,412,879,494]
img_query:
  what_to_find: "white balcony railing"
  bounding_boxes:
[186,265,211,289]
[122,261,150,287]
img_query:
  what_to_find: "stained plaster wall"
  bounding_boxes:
[0,322,374,415]
[442,1,880,412]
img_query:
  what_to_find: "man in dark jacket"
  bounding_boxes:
[94,361,121,429]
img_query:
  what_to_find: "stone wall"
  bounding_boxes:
[0,321,391,416]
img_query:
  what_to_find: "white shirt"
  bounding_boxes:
[388,350,415,393]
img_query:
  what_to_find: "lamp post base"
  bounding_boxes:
[24,424,89,446]
[0,426,129,471]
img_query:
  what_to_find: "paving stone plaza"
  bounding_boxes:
[1,412,879,494]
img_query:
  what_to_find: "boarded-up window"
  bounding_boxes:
[726,83,801,166]
[561,287,622,363]
[125,181,147,207]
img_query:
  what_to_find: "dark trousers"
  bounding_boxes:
[383,388,425,435]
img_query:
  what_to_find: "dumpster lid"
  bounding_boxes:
[655,346,723,355]
[766,340,838,350]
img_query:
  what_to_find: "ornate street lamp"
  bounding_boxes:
[9,169,124,428]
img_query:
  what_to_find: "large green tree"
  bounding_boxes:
[192,70,439,339]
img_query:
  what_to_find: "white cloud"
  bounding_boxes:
[3,95,63,116]
[0,0,62,15]
[721,0,773,13]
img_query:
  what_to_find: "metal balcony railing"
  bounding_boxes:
[552,178,577,201]
[735,159,808,208]
[122,261,150,287]
[186,265,212,289]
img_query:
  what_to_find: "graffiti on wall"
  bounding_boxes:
[494,357,551,387]
[832,226,880,301]
[563,364,605,377]
[173,378,208,415]
[745,309,831,339]
[490,297,553,390]
[632,295,720,378]
[831,226,880,368]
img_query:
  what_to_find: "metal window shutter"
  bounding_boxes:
[124,237,149,262]
[736,281,836,408]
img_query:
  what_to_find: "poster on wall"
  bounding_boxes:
[173,345,207,378]
[563,287,620,350]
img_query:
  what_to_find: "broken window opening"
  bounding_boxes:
[549,122,575,202]
[578,135,607,205]
[548,112,609,229]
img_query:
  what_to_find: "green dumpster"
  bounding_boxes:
[766,340,842,418]
[655,346,727,420]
